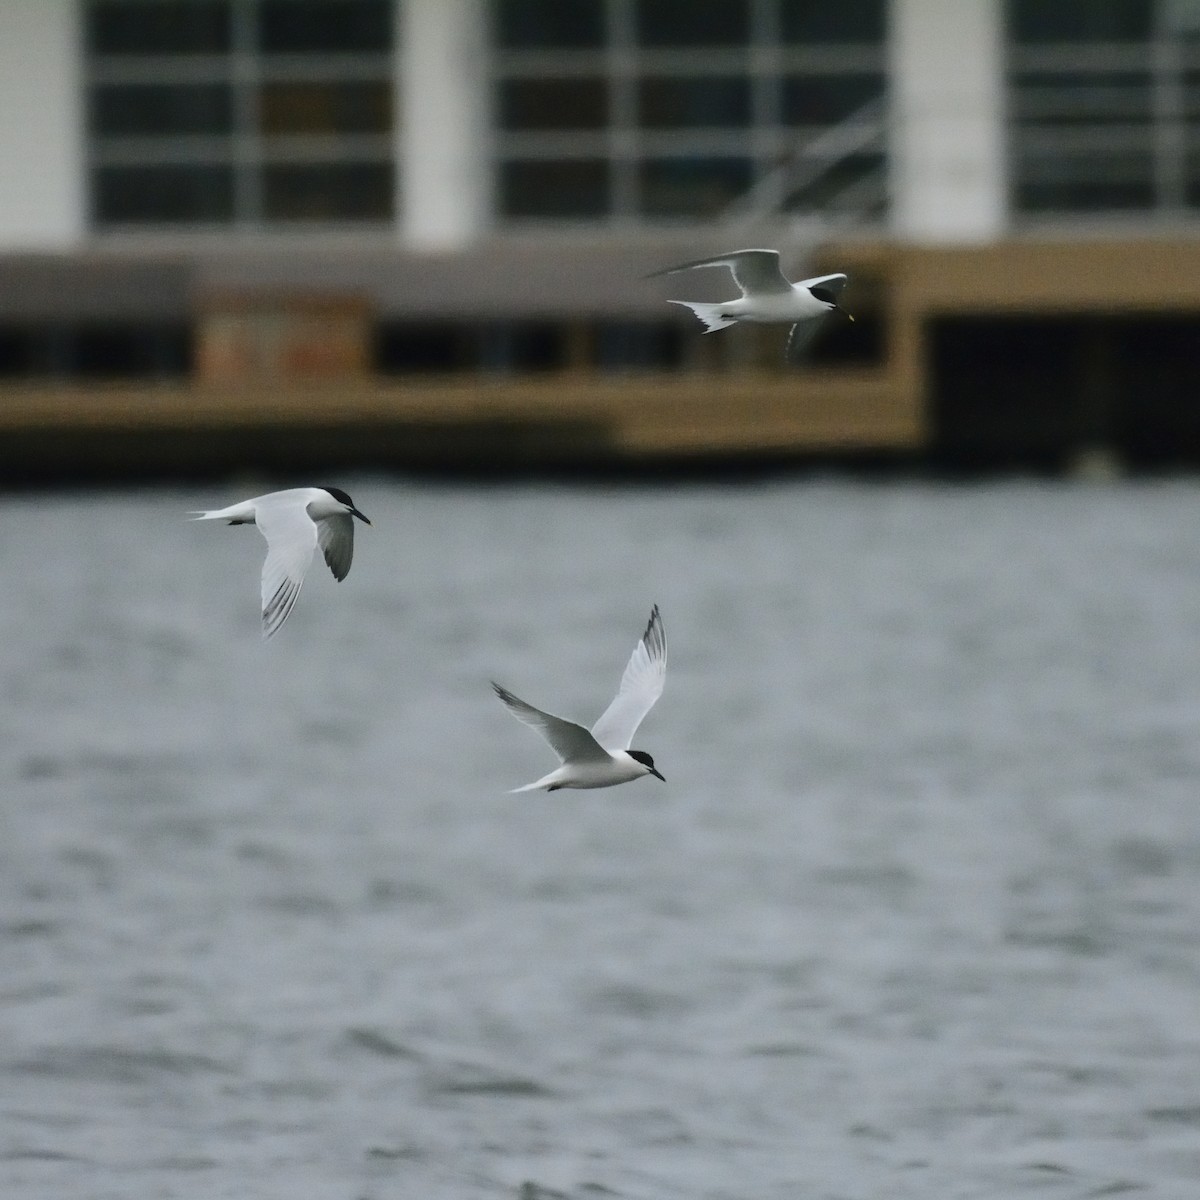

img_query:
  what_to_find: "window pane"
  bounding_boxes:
[639,77,751,127]
[260,81,391,135]
[262,162,393,219]
[93,164,234,223]
[639,157,752,216]
[498,78,607,131]
[1008,0,1152,43]
[1186,70,1200,117]
[91,83,232,136]
[495,0,605,49]
[781,75,883,125]
[781,2,885,44]
[0,324,189,379]
[636,0,749,47]
[499,160,608,217]
[87,0,231,54]
[782,151,885,210]
[259,0,392,53]
[1012,71,1152,125]
[1189,152,1200,204]
[593,321,685,370]
[1014,151,1154,210]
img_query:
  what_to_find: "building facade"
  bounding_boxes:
[0,0,1015,250]
[2,0,1195,251]
[2,0,1200,473]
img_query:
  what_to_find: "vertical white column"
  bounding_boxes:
[0,0,85,248]
[889,0,1007,242]
[398,0,490,249]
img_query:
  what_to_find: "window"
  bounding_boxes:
[491,0,887,223]
[85,0,395,228]
[1008,0,1200,215]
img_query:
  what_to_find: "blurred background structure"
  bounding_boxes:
[2,0,1200,477]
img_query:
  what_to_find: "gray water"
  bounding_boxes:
[3,477,1200,1200]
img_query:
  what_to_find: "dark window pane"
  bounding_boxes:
[639,77,751,127]
[636,0,749,47]
[782,151,885,211]
[376,322,471,372]
[593,321,684,370]
[377,320,569,373]
[476,321,566,371]
[930,318,1082,466]
[1011,71,1152,124]
[781,75,882,124]
[1014,151,1154,211]
[0,329,35,376]
[498,78,607,131]
[72,325,192,378]
[259,0,392,53]
[781,1,885,44]
[93,164,234,222]
[260,81,391,134]
[639,157,752,216]
[1008,0,1152,43]
[495,0,604,49]
[1113,318,1200,467]
[1185,71,1200,118]
[499,159,608,217]
[87,0,231,54]
[1190,154,1200,206]
[91,83,232,136]
[262,162,392,219]
[0,324,189,378]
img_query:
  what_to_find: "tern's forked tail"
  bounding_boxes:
[188,501,256,524]
[668,299,736,333]
[508,768,566,793]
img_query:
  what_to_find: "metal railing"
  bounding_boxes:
[721,95,888,232]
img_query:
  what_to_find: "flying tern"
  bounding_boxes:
[492,605,667,792]
[191,486,371,639]
[645,248,852,361]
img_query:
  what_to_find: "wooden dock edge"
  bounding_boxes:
[0,371,919,476]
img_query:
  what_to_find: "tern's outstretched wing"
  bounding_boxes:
[315,511,355,581]
[786,317,828,362]
[255,499,320,639]
[492,684,610,764]
[590,606,666,751]
[645,249,792,297]
[787,272,850,361]
[801,272,848,303]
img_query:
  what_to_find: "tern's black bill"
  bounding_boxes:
[350,508,371,525]
[650,767,666,781]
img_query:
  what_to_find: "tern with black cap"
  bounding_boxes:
[492,605,667,792]
[645,248,852,362]
[190,486,371,639]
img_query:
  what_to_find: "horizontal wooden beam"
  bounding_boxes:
[0,369,914,449]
